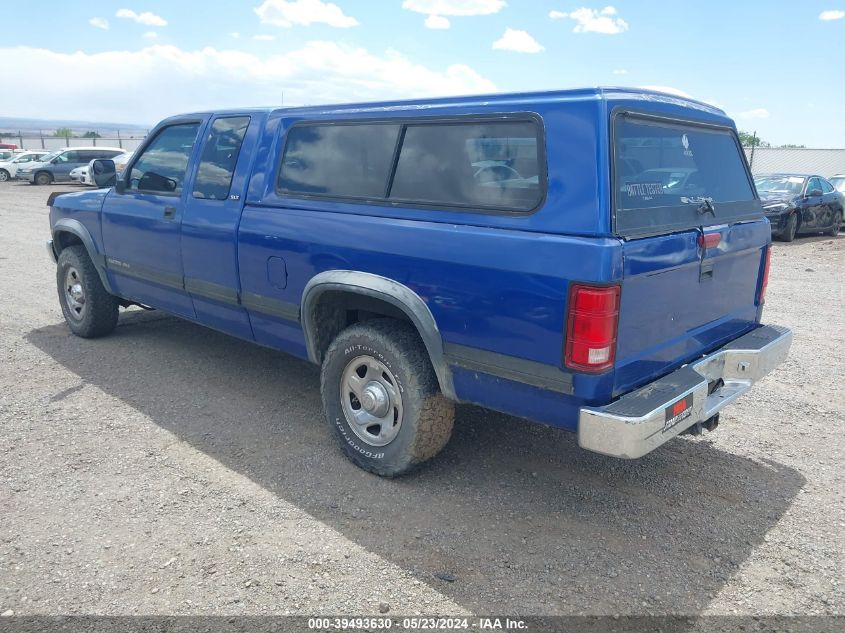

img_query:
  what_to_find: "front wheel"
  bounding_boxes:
[827,211,842,237]
[781,213,798,242]
[320,319,455,477]
[34,171,52,186]
[57,245,120,338]
[0,169,9,182]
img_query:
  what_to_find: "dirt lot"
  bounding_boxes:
[0,181,843,618]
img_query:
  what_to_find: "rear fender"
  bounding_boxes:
[301,270,455,400]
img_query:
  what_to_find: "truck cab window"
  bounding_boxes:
[193,116,250,200]
[128,123,200,194]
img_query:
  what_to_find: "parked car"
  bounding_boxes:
[111,151,134,175]
[0,143,18,150]
[830,174,845,194]
[16,146,123,185]
[46,89,792,476]
[69,165,92,185]
[0,150,17,162]
[754,173,843,241]
[0,150,50,182]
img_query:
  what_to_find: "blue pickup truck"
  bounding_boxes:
[46,87,792,476]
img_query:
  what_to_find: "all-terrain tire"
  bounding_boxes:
[57,245,120,338]
[320,318,455,477]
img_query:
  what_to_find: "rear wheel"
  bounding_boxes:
[320,318,455,477]
[57,245,120,338]
[0,169,9,182]
[782,213,798,242]
[34,171,52,186]
[827,211,842,237]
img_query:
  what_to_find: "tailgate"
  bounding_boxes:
[615,221,768,395]
[610,112,767,396]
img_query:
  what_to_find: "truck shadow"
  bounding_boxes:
[28,310,804,615]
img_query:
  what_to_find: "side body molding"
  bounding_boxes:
[301,271,456,400]
[51,218,114,294]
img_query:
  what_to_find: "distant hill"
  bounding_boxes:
[0,116,150,136]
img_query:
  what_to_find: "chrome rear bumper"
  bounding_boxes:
[578,324,792,459]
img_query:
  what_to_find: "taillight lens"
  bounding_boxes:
[564,284,621,373]
[759,245,771,305]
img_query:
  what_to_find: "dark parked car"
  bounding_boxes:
[754,173,843,241]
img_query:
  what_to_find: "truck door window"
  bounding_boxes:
[128,123,200,194]
[193,116,250,200]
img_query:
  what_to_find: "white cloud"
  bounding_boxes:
[612,68,627,75]
[0,44,495,123]
[89,17,109,30]
[255,0,359,28]
[550,6,628,34]
[143,31,158,39]
[116,9,168,27]
[492,28,544,53]
[253,34,277,40]
[403,0,506,16]
[425,14,451,29]
[404,1,505,27]
[819,9,845,20]
[230,32,241,38]
[737,108,770,120]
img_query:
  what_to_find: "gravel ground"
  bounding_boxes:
[0,182,842,618]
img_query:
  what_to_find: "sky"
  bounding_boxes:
[4,1,845,146]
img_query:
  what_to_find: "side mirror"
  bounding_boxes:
[807,189,823,198]
[91,159,116,188]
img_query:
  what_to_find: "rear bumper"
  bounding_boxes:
[578,324,792,459]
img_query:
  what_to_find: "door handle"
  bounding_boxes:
[163,206,176,219]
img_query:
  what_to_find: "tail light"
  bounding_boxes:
[758,245,772,305]
[564,284,621,373]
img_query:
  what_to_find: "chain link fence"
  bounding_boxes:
[744,147,845,177]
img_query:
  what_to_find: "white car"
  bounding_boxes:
[0,150,51,182]
[80,151,134,187]
[69,165,92,185]
[112,151,134,175]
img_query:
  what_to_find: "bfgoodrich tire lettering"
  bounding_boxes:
[57,245,120,338]
[320,318,455,477]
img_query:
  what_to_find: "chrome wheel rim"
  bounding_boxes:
[340,355,403,447]
[64,266,86,321]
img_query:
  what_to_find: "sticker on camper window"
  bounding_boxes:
[682,133,694,157]
[625,182,665,198]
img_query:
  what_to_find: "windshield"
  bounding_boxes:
[35,151,60,163]
[754,175,805,195]
[830,177,845,193]
[614,115,760,236]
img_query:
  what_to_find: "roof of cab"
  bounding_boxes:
[168,87,727,121]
